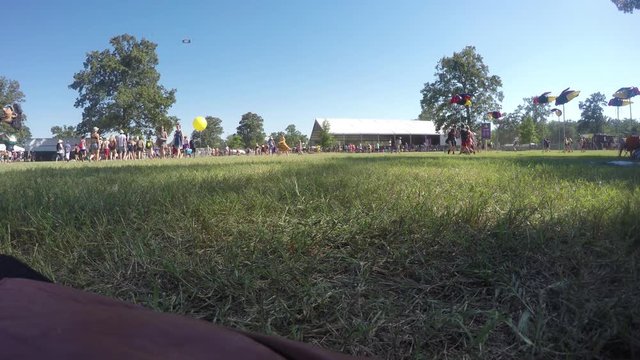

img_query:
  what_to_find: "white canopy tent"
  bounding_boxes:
[0,144,25,152]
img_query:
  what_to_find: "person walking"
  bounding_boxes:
[189,137,196,157]
[277,134,291,155]
[173,123,183,158]
[116,130,127,160]
[79,137,87,161]
[156,126,168,158]
[64,141,71,161]
[446,127,457,154]
[145,136,154,159]
[55,139,65,162]
[267,136,275,155]
[90,127,101,161]
[459,126,469,154]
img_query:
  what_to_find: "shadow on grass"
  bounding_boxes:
[0,155,638,359]
[307,153,640,186]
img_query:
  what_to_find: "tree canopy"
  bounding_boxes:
[271,124,308,148]
[190,116,224,148]
[318,120,335,149]
[611,0,640,12]
[236,112,266,148]
[510,97,551,124]
[225,134,244,149]
[577,92,608,134]
[419,46,503,131]
[69,34,176,135]
[605,118,639,136]
[519,117,539,144]
[51,125,79,139]
[0,76,25,105]
[0,76,32,144]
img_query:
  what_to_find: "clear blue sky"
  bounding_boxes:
[2,0,638,138]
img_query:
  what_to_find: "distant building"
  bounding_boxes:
[308,118,443,147]
[24,138,77,161]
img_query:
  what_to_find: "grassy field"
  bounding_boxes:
[0,151,638,359]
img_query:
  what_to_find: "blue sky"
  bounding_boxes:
[2,0,638,138]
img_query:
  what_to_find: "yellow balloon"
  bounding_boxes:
[193,116,207,131]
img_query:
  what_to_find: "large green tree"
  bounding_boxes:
[577,92,607,134]
[50,125,79,139]
[0,76,32,144]
[519,116,539,144]
[611,0,640,12]
[225,134,244,149]
[511,97,552,124]
[508,97,553,140]
[605,117,639,136]
[0,76,24,105]
[419,46,503,130]
[493,112,521,146]
[236,112,266,148]
[272,124,308,147]
[69,34,176,134]
[191,116,224,148]
[318,120,335,149]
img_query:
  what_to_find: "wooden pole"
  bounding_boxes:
[562,104,566,140]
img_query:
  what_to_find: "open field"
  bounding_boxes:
[0,151,638,359]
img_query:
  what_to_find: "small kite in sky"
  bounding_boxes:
[449,93,472,107]
[555,88,580,106]
[550,108,562,117]
[533,92,556,105]
[182,39,192,44]
[612,86,640,99]
[608,98,633,107]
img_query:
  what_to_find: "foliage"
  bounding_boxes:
[611,0,640,12]
[577,92,608,134]
[505,97,554,143]
[269,131,280,141]
[518,116,539,144]
[50,125,79,139]
[163,116,181,136]
[547,120,577,145]
[69,34,177,134]
[225,134,244,149]
[496,118,579,150]
[0,76,25,105]
[277,124,308,148]
[0,123,31,145]
[236,112,266,148]
[605,118,640,136]
[493,109,521,146]
[0,76,32,144]
[511,97,551,124]
[269,128,305,149]
[318,120,335,149]
[419,46,503,130]
[0,153,638,359]
[191,116,224,148]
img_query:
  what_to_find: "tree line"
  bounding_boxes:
[3,34,307,150]
[418,45,639,146]
[2,9,638,150]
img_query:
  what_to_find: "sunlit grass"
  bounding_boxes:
[1,150,638,358]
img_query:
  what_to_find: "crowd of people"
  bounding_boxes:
[445,125,478,154]
[50,124,302,162]
[3,111,638,161]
